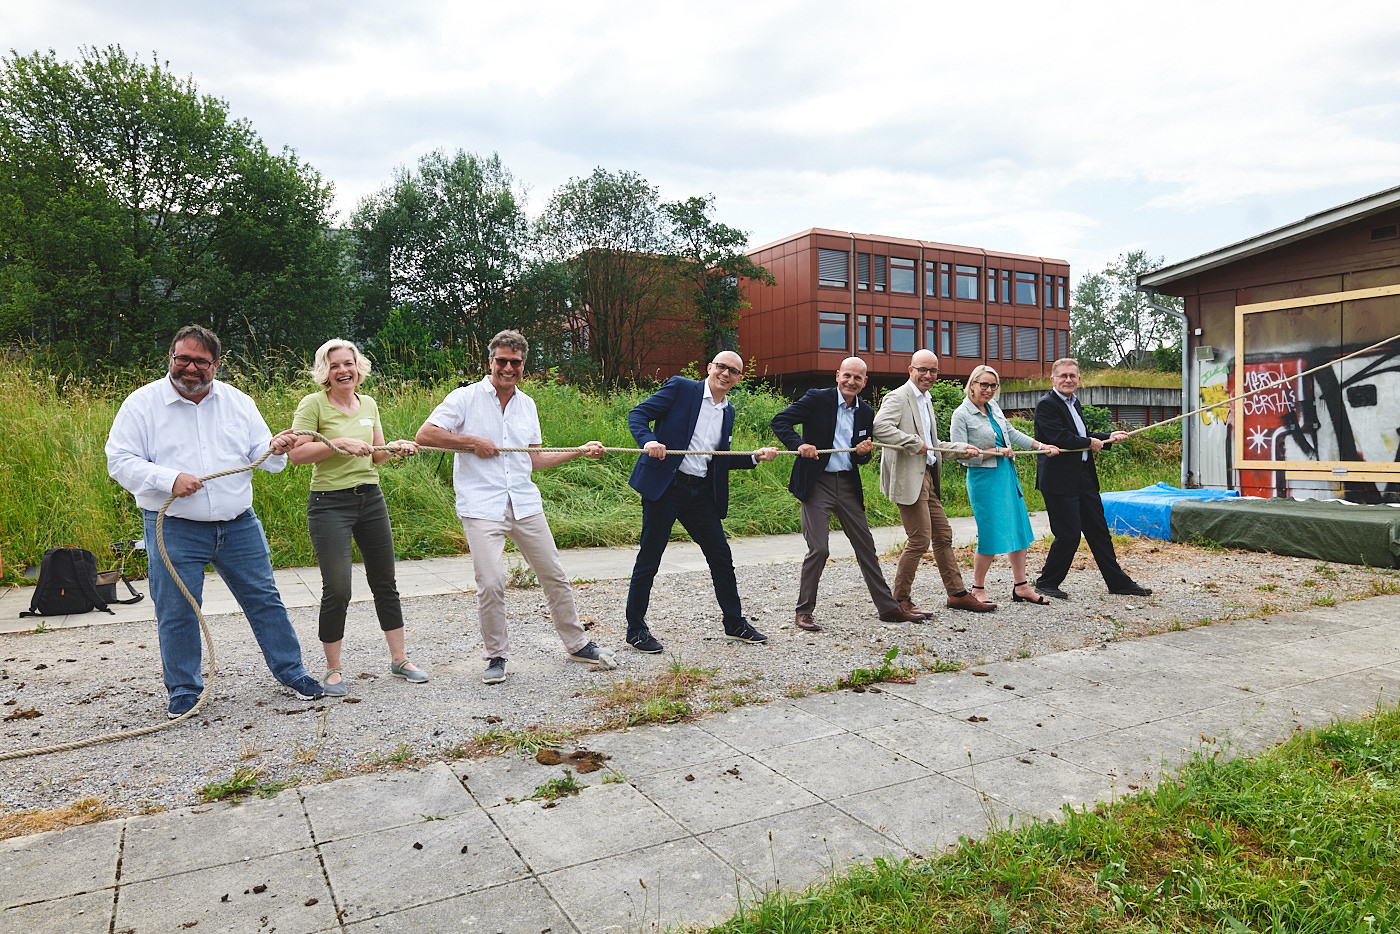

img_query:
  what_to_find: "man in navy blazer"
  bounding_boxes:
[771,357,920,631]
[625,350,779,653]
[1033,358,1153,599]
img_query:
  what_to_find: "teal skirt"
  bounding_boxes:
[966,458,1034,556]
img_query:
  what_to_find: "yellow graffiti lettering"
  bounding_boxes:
[1199,383,1230,425]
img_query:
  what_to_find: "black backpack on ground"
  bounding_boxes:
[19,547,143,617]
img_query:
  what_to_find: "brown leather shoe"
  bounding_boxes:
[795,613,822,632]
[947,591,997,612]
[897,599,932,619]
[879,606,927,623]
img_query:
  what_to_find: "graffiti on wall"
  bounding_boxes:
[1195,344,1400,502]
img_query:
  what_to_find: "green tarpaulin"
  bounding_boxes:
[1169,497,1400,568]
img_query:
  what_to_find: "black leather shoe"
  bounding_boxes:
[1035,585,1070,600]
[1109,583,1153,597]
[626,630,665,653]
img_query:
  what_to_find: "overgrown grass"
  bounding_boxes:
[0,356,1179,584]
[704,702,1400,933]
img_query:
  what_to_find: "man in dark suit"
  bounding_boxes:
[625,350,779,653]
[1033,357,1153,600]
[771,357,922,631]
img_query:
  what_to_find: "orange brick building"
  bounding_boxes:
[739,229,1071,392]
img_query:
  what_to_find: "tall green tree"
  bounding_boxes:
[349,149,534,363]
[0,45,349,363]
[661,195,773,359]
[535,167,684,385]
[1070,250,1182,368]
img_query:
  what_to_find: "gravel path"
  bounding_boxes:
[3,538,1396,824]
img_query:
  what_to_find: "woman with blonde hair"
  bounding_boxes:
[289,339,426,695]
[950,365,1060,605]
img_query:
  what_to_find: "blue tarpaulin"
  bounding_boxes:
[1101,482,1241,539]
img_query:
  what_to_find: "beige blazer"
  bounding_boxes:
[872,380,971,505]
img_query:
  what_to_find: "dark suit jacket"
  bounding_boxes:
[627,376,754,518]
[770,387,874,503]
[1033,390,1113,494]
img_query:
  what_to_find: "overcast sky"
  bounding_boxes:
[6,0,1399,278]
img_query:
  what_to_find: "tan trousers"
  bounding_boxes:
[461,503,588,661]
[892,467,967,602]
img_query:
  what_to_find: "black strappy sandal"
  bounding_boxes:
[1011,581,1050,605]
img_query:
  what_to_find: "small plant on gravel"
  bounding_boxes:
[1256,582,1277,591]
[197,765,299,802]
[363,743,417,767]
[292,708,331,764]
[927,657,963,673]
[525,769,586,802]
[507,563,538,588]
[1313,562,1339,579]
[602,769,626,784]
[1370,576,1400,595]
[473,723,577,757]
[1314,594,1338,607]
[1302,578,1316,587]
[840,646,916,689]
[31,620,51,634]
[1187,532,1225,552]
[587,656,716,729]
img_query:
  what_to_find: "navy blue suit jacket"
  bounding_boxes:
[1033,390,1113,494]
[770,387,874,503]
[627,377,753,518]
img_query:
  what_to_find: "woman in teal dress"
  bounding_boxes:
[950,365,1060,605]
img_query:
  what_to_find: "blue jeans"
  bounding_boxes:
[143,509,309,702]
[306,485,403,643]
[625,476,746,638]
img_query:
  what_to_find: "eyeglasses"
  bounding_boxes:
[1053,372,1079,380]
[171,354,215,371]
[974,381,998,390]
[492,356,524,368]
[911,366,938,376]
[710,362,743,377]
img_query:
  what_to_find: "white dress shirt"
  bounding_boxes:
[106,377,286,521]
[678,385,728,478]
[425,377,544,521]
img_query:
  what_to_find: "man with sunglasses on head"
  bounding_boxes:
[106,325,324,720]
[624,351,780,653]
[416,330,616,686]
[873,349,994,617]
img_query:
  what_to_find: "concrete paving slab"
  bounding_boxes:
[629,755,821,834]
[962,661,1096,697]
[859,711,1024,769]
[539,835,743,934]
[1189,653,1332,693]
[1265,667,1400,721]
[450,752,558,808]
[114,847,336,934]
[877,670,1038,713]
[0,819,122,908]
[301,762,472,841]
[1159,697,1324,758]
[787,685,937,731]
[1045,719,1196,787]
[581,723,743,777]
[121,792,313,883]
[695,701,843,753]
[946,750,1117,823]
[751,732,932,800]
[0,889,113,933]
[1022,639,1212,679]
[341,878,574,932]
[954,695,1117,747]
[698,801,909,893]
[319,807,528,923]
[487,780,688,873]
[834,772,995,856]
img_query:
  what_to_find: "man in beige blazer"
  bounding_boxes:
[873,350,995,615]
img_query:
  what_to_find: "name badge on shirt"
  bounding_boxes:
[856,429,868,439]
[359,419,373,426]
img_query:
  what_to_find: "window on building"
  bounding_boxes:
[1016,325,1039,360]
[1014,271,1037,305]
[1001,269,1012,305]
[1059,329,1069,359]
[987,324,999,359]
[925,261,938,297]
[986,267,998,303]
[890,257,915,293]
[925,319,937,351]
[857,314,869,351]
[1002,324,1013,360]
[956,321,981,357]
[1044,274,1054,308]
[1045,329,1056,361]
[873,255,886,292]
[940,263,952,298]
[955,264,979,301]
[857,315,886,352]
[1056,276,1067,309]
[940,320,952,356]
[857,253,870,291]
[819,312,848,350]
[891,316,917,352]
[818,248,848,288]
